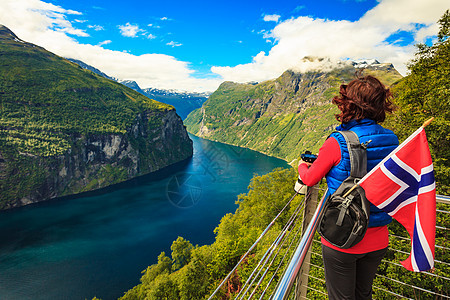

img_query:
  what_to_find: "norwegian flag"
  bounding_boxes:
[359,126,436,272]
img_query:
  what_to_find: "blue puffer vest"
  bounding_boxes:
[326,119,399,227]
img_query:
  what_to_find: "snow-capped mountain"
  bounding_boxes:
[66,59,209,119]
[144,87,210,99]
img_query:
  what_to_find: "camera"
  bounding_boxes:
[301,150,317,163]
[294,151,317,194]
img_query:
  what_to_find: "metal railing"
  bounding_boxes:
[437,194,450,204]
[208,191,450,299]
[274,192,450,300]
[272,188,327,300]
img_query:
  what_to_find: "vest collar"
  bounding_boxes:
[335,119,376,131]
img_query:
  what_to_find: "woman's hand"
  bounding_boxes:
[299,159,313,167]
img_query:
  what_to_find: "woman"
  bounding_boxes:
[298,75,399,300]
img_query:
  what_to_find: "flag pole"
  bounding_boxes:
[343,117,434,198]
[342,184,359,198]
[422,117,434,128]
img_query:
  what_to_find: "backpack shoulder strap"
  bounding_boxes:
[333,130,368,178]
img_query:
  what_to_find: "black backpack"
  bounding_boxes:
[318,131,371,249]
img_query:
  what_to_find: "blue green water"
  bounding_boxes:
[0,135,289,300]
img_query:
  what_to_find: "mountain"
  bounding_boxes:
[0,25,193,209]
[115,80,209,120]
[119,79,148,95]
[66,59,209,119]
[142,88,209,119]
[118,80,209,119]
[66,58,116,81]
[184,59,402,162]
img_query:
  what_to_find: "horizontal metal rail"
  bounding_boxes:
[372,285,413,299]
[380,259,450,281]
[388,247,450,266]
[437,225,449,231]
[389,233,450,250]
[437,194,450,204]
[376,274,450,299]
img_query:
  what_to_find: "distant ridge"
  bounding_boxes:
[185,59,403,162]
[66,58,116,81]
[67,59,210,119]
[0,25,34,46]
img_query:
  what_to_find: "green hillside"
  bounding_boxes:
[0,25,170,152]
[185,62,402,163]
[0,25,193,209]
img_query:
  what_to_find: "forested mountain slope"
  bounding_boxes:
[185,59,402,162]
[0,25,193,209]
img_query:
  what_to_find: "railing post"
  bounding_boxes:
[294,185,319,299]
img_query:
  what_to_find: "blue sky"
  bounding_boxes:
[1,0,448,91]
[43,0,379,75]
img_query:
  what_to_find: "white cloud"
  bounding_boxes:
[212,0,449,82]
[88,24,104,31]
[97,40,111,46]
[118,23,156,40]
[360,0,448,26]
[263,14,281,22]
[0,0,221,92]
[1,0,89,37]
[415,23,440,42]
[166,41,182,47]
[57,26,89,37]
[118,22,143,37]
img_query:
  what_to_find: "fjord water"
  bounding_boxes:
[0,135,289,300]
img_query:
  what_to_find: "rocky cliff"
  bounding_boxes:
[185,60,402,162]
[0,25,193,209]
[3,110,192,209]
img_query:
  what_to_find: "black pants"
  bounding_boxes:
[322,245,387,300]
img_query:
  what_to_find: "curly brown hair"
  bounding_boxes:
[332,75,394,123]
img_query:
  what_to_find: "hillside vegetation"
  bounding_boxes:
[0,25,192,209]
[0,25,170,155]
